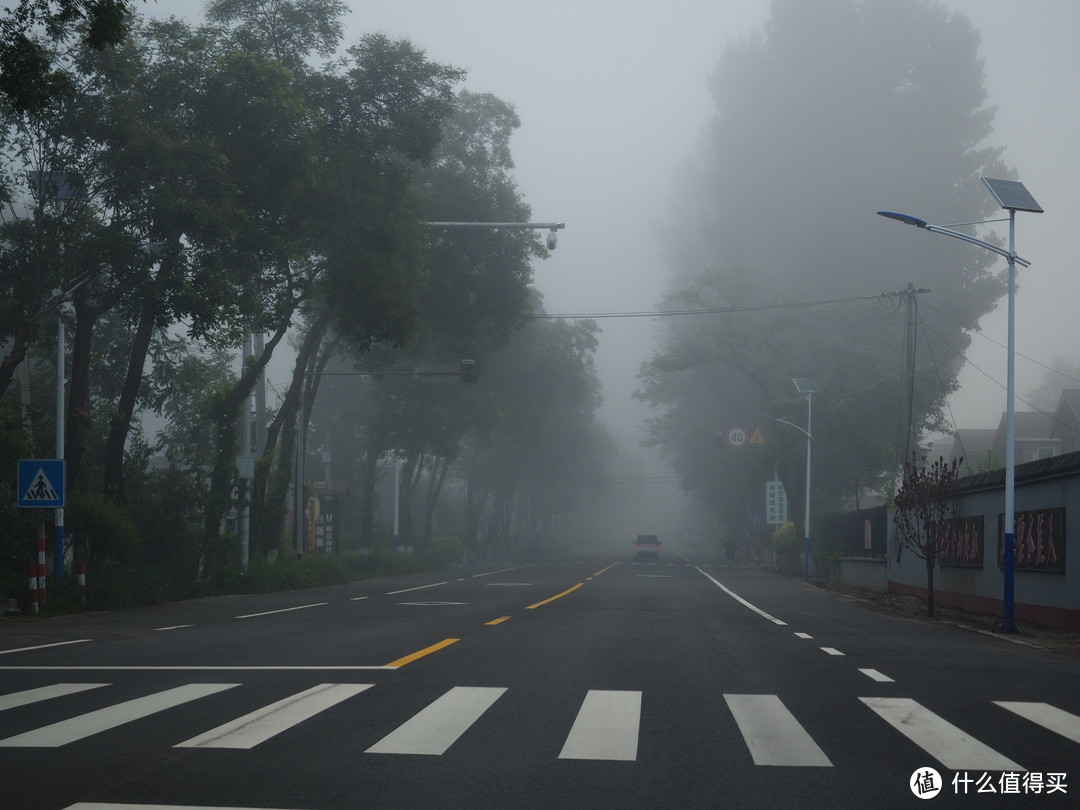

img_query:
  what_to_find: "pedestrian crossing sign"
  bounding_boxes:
[17,459,65,508]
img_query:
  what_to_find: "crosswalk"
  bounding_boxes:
[1,681,1078,768]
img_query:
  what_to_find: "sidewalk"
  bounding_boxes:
[820,580,1080,658]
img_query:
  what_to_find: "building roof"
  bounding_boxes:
[946,428,997,475]
[1050,390,1080,441]
[991,410,1058,458]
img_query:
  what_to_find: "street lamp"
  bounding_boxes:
[877,177,1042,633]
[793,379,819,582]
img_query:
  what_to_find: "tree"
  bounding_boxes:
[1025,359,1080,414]
[0,0,132,112]
[641,0,1011,545]
[893,454,962,617]
[340,89,544,548]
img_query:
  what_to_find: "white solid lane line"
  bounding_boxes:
[559,690,642,761]
[861,697,1023,771]
[0,639,92,655]
[385,582,449,595]
[695,567,787,625]
[235,602,328,619]
[725,694,832,767]
[365,686,506,755]
[176,683,373,749]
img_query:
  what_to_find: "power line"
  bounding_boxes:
[917,310,1071,439]
[921,301,1080,388]
[525,293,888,320]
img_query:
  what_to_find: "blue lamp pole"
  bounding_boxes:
[878,177,1042,633]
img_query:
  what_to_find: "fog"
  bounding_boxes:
[148,0,1080,530]
[338,0,1080,439]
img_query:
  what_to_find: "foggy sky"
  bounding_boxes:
[150,0,1080,450]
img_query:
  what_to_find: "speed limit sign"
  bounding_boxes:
[726,426,748,447]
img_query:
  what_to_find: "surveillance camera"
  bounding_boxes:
[546,230,558,250]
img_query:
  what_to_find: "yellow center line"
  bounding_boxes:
[384,638,459,668]
[485,616,511,626]
[593,563,617,577]
[526,582,584,609]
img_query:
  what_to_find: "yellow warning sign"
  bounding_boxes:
[749,428,766,445]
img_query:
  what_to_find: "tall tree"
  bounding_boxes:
[342,90,544,549]
[642,0,1011,548]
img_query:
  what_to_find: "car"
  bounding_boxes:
[634,534,661,561]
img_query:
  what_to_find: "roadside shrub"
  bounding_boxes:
[67,491,141,566]
[772,521,798,574]
[431,534,462,564]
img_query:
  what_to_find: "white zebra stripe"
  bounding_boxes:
[0,684,237,747]
[176,683,373,749]
[0,683,107,712]
[725,694,832,766]
[558,690,642,761]
[994,701,1080,745]
[365,686,506,755]
[861,697,1023,771]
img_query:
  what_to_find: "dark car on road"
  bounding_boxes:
[634,534,661,561]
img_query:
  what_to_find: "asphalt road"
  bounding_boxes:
[2,547,1079,810]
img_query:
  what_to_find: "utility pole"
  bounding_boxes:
[883,284,929,476]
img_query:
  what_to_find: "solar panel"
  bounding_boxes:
[793,378,819,394]
[982,178,1043,213]
[26,170,89,201]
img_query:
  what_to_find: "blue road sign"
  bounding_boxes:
[17,459,65,508]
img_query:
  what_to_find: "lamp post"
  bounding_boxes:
[877,177,1042,633]
[793,379,819,582]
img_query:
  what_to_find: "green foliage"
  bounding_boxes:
[772,521,797,557]
[973,450,1002,473]
[66,489,140,566]
[431,534,462,564]
[0,0,132,112]
[206,0,348,66]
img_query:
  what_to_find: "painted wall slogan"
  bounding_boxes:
[939,516,984,568]
[997,508,1066,573]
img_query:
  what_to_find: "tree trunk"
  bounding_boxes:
[201,320,290,556]
[102,297,157,505]
[66,295,110,489]
[925,556,936,618]
[252,309,333,556]
[421,455,451,547]
[0,316,36,403]
[397,449,424,550]
[359,443,381,548]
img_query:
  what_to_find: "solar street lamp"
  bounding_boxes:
[877,178,1042,632]
[793,379,819,582]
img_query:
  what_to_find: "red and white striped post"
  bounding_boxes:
[37,522,46,606]
[27,564,38,615]
[76,561,86,606]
